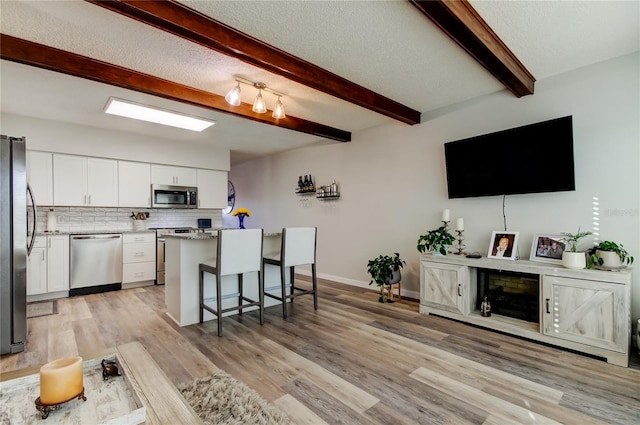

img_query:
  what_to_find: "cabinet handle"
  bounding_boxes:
[88,194,91,205]
[48,238,51,249]
[83,195,87,204]
[458,284,462,296]
[134,252,144,257]
[546,298,550,314]
[42,251,45,261]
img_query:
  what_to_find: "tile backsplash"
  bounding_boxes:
[33,207,222,233]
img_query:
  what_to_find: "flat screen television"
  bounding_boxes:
[444,116,575,199]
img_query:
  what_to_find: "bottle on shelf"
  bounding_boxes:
[297,176,303,192]
[303,175,309,191]
[331,179,338,196]
[308,174,314,191]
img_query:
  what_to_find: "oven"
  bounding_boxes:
[156,235,165,285]
[155,228,199,285]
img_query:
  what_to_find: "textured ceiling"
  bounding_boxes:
[1,0,638,165]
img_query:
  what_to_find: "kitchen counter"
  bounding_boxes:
[164,231,286,327]
[36,229,156,236]
[164,231,281,240]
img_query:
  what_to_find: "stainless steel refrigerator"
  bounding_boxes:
[1,135,37,355]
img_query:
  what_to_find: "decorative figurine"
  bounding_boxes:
[481,296,492,317]
[101,359,121,380]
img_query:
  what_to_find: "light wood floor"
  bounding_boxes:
[2,277,640,424]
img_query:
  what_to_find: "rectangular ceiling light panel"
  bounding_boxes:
[104,97,215,131]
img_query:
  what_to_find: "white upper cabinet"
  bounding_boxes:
[196,169,228,209]
[118,161,151,208]
[53,154,87,206]
[87,157,119,207]
[53,154,118,207]
[26,151,54,206]
[151,164,197,187]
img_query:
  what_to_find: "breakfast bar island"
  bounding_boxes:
[164,231,288,327]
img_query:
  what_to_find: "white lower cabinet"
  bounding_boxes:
[420,262,473,315]
[542,275,628,353]
[27,235,69,297]
[27,237,48,295]
[122,233,156,283]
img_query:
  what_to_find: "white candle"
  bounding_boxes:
[442,209,450,221]
[39,356,83,405]
[456,218,464,231]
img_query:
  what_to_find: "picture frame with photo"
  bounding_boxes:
[487,231,519,260]
[529,233,566,263]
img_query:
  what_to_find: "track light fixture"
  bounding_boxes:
[225,78,286,118]
[224,82,241,106]
[272,96,285,119]
[252,83,267,114]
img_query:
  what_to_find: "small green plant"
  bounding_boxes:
[560,227,592,252]
[589,241,634,266]
[417,226,456,255]
[367,253,405,287]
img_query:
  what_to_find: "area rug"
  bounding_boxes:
[178,370,292,425]
[26,300,57,318]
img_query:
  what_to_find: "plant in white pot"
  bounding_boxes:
[560,228,592,269]
[417,226,456,256]
[589,240,634,270]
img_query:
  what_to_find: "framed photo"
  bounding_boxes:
[487,231,519,260]
[529,233,566,263]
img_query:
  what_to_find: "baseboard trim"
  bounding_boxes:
[294,270,420,300]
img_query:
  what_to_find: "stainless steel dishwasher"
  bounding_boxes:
[70,234,123,295]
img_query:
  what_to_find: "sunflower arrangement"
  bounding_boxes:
[231,207,252,217]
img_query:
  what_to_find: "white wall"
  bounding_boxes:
[229,53,640,321]
[1,113,230,171]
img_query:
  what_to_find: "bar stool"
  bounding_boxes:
[199,229,264,336]
[263,227,317,319]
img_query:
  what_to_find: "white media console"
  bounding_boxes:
[419,254,632,367]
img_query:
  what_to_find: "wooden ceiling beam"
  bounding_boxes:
[84,0,421,125]
[0,34,351,142]
[410,0,535,97]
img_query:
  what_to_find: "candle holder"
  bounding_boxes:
[454,230,466,255]
[441,220,450,229]
[35,389,86,420]
[101,359,121,380]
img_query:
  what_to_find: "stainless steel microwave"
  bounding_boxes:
[151,184,197,209]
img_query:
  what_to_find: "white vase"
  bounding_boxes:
[133,220,146,231]
[596,250,623,269]
[562,251,586,269]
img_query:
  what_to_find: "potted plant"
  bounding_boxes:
[367,253,405,303]
[589,240,634,269]
[417,226,456,255]
[560,228,592,269]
